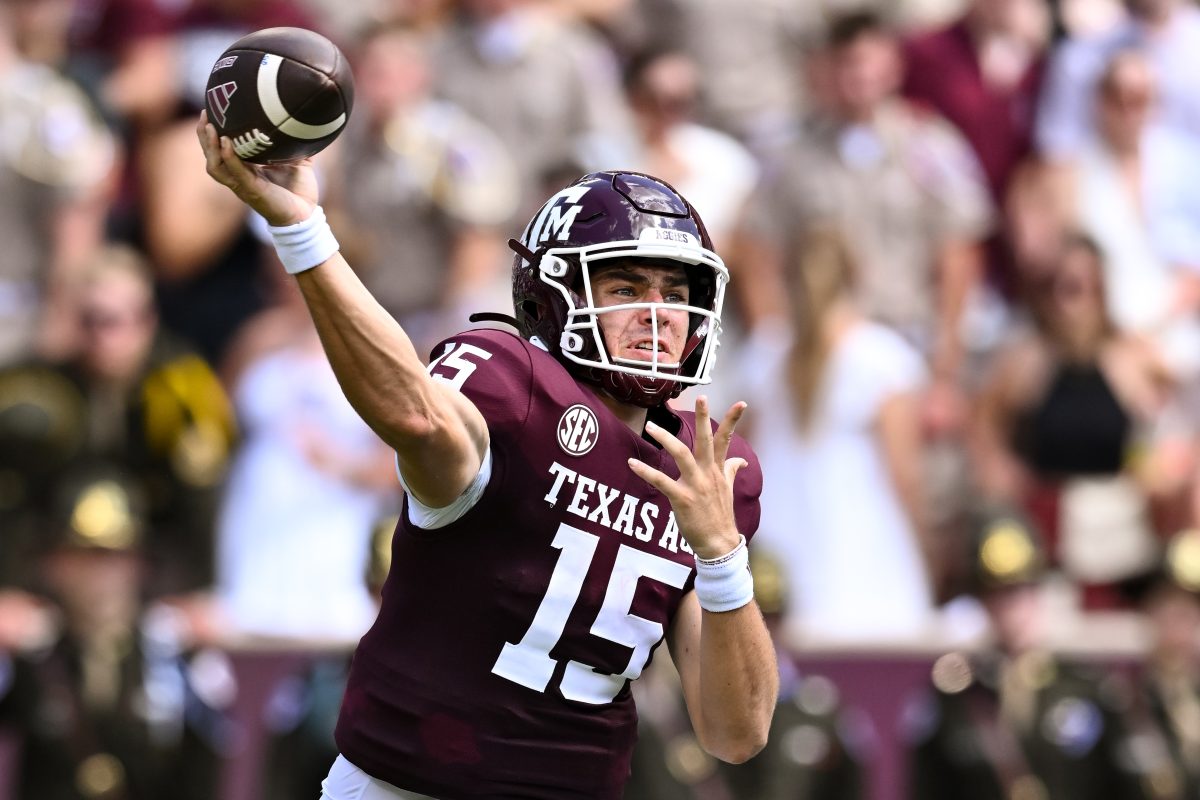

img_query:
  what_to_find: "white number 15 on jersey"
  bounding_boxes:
[492,523,690,704]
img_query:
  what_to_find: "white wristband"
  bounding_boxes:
[267,205,340,275]
[693,534,754,613]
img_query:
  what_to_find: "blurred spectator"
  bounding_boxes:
[1014,51,1200,378]
[902,0,1050,298]
[135,29,280,365]
[374,0,452,30]
[5,0,178,130]
[259,519,394,800]
[0,6,118,364]
[167,0,318,118]
[548,0,653,60]
[260,655,351,800]
[1121,529,1200,798]
[325,20,518,356]
[739,230,935,642]
[0,464,228,800]
[893,0,977,31]
[624,48,758,254]
[4,0,315,134]
[972,234,1177,607]
[906,506,1146,800]
[905,0,1049,204]
[1036,0,1200,160]
[295,0,393,44]
[1,244,237,595]
[210,268,396,641]
[740,10,993,419]
[431,0,637,220]
[124,0,320,355]
[1051,0,1128,40]
[630,0,818,155]
[722,551,865,800]
[738,10,994,576]
[0,359,86,593]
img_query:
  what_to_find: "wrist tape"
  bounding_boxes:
[693,534,754,613]
[268,205,339,275]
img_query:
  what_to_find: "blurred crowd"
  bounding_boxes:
[4,0,1200,797]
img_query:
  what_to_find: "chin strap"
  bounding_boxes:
[468,312,521,328]
[508,238,538,264]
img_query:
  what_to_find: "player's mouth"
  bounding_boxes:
[624,339,675,362]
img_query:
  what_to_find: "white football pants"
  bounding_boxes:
[320,754,439,800]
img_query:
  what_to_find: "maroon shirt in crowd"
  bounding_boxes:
[903,20,1045,203]
[69,0,173,55]
[336,329,762,799]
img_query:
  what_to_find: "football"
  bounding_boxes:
[204,27,354,164]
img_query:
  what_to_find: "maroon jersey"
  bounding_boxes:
[335,329,762,799]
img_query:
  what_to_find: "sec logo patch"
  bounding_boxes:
[557,404,599,456]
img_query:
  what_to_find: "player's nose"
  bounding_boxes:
[638,294,668,325]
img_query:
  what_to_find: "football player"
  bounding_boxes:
[196,113,777,800]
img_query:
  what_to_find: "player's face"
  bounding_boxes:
[589,262,691,366]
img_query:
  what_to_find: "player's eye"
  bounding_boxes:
[664,291,688,304]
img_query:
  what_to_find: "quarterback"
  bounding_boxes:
[197,112,776,799]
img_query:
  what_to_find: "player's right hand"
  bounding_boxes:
[196,110,317,227]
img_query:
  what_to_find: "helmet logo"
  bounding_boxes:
[557,404,599,456]
[528,186,591,245]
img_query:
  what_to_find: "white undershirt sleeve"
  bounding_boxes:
[394,446,493,530]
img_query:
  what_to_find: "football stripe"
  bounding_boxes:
[257,54,346,140]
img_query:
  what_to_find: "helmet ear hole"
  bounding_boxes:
[542,255,570,278]
[561,331,585,353]
[521,299,541,321]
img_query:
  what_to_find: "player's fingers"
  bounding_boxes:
[200,122,234,184]
[218,136,266,191]
[643,420,697,477]
[693,395,714,462]
[713,401,746,464]
[723,457,748,486]
[627,458,676,497]
[196,116,216,159]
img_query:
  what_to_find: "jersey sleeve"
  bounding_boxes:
[426,329,535,438]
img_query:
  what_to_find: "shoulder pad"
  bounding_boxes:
[427,329,537,435]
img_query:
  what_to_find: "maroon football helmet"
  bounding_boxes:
[509,171,728,407]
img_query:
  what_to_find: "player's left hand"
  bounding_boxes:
[628,396,747,560]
